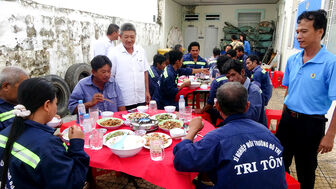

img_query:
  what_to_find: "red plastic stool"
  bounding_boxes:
[266,109,282,134]
[272,71,285,88]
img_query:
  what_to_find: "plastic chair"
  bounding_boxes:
[271,71,285,88]
[266,109,282,134]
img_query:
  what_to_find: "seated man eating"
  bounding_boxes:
[68,55,126,114]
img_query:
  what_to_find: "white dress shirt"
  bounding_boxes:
[93,36,114,57]
[108,43,149,106]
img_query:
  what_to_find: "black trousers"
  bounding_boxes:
[125,102,146,111]
[276,107,327,189]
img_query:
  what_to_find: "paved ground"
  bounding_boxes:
[78,87,336,188]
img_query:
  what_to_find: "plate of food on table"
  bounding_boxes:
[151,113,177,123]
[158,119,184,132]
[124,112,149,120]
[143,132,172,149]
[97,117,124,129]
[103,129,135,145]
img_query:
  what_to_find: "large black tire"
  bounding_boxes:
[44,75,71,117]
[65,63,91,92]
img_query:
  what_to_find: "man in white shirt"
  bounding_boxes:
[108,23,150,110]
[93,24,119,57]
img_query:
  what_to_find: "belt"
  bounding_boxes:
[286,108,325,120]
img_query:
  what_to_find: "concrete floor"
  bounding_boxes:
[82,88,336,188]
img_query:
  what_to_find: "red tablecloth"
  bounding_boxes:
[61,111,300,189]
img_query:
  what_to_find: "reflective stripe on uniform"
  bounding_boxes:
[251,74,254,79]
[261,69,266,74]
[183,61,194,65]
[148,68,155,78]
[0,110,14,122]
[216,76,227,82]
[0,134,40,169]
[63,142,68,152]
[163,67,168,78]
[208,60,217,65]
[196,62,206,66]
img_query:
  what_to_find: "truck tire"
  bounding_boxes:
[44,75,70,117]
[65,63,91,92]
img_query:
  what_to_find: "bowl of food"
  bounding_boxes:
[101,111,114,118]
[152,113,177,123]
[103,129,134,145]
[137,106,148,113]
[130,117,158,132]
[47,117,62,128]
[97,118,124,130]
[164,106,176,113]
[158,119,184,132]
[189,82,201,89]
[124,112,149,121]
[105,135,145,158]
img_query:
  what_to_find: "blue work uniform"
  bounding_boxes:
[68,75,125,114]
[238,54,251,78]
[174,114,287,189]
[158,65,192,109]
[182,54,208,69]
[283,45,336,115]
[244,40,251,55]
[244,78,267,127]
[148,65,163,102]
[0,99,15,131]
[251,65,273,106]
[0,119,89,189]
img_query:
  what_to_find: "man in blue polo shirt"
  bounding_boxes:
[222,59,267,127]
[246,55,273,106]
[182,42,208,69]
[0,67,28,130]
[236,46,251,78]
[276,10,336,189]
[174,82,286,189]
[68,55,126,114]
[148,54,168,102]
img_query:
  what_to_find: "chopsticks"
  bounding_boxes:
[103,98,115,104]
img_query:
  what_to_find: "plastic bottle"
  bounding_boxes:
[200,66,204,79]
[179,95,185,121]
[82,113,92,148]
[77,100,86,126]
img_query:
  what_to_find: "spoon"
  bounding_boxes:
[112,133,128,149]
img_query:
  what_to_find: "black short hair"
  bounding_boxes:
[225,44,233,50]
[188,41,200,52]
[213,47,220,56]
[168,50,183,65]
[231,35,238,40]
[297,9,327,39]
[222,59,243,74]
[240,34,246,42]
[91,55,112,71]
[226,49,237,57]
[120,23,136,35]
[107,24,119,35]
[153,54,166,67]
[235,46,244,52]
[216,55,231,75]
[247,55,260,65]
[216,82,247,116]
[174,44,182,51]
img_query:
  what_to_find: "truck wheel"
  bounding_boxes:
[65,63,91,92]
[44,75,70,117]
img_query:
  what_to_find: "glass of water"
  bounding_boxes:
[183,106,193,123]
[90,128,106,150]
[150,140,164,161]
[89,107,99,129]
[148,100,157,115]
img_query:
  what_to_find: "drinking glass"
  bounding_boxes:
[89,107,99,129]
[148,100,158,115]
[182,106,193,123]
[150,140,164,161]
[90,129,107,150]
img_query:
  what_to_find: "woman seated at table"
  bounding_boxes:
[158,50,209,110]
[195,55,230,125]
[68,55,126,114]
[0,78,89,188]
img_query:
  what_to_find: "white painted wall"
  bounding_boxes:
[163,0,183,48]
[181,4,278,58]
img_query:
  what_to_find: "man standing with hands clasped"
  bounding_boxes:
[276,9,336,189]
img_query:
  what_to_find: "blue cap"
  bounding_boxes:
[78,100,83,104]
[83,113,89,119]
[180,95,184,99]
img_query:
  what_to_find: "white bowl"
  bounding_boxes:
[164,106,176,113]
[47,117,62,128]
[137,106,148,113]
[200,84,208,89]
[106,135,145,158]
[101,111,114,118]
[190,82,201,89]
[170,128,185,139]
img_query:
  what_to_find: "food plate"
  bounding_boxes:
[151,113,177,123]
[103,129,135,145]
[158,119,184,132]
[143,132,172,149]
[97,118,124,129]
[124,112,149,120]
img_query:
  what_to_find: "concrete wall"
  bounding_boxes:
[0,0,161,77]
[163,0,183,48]
[181,4,278,57]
